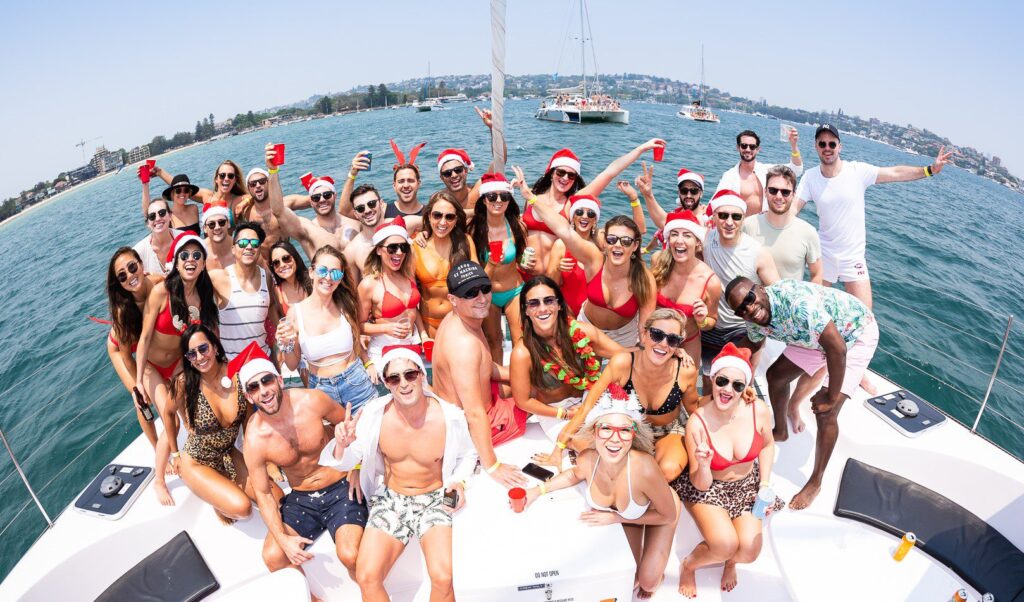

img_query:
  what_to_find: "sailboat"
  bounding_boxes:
[678,44,720,123]
[535,0,628,125]
[412,63,445,112]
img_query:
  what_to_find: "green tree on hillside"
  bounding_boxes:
[317,96,333,114]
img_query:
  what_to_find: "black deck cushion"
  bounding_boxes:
[834,458,1024,602]
[95,530,219,602]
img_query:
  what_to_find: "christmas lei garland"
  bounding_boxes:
[542,320,601,391]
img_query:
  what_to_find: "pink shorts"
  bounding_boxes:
[782,319,878,399]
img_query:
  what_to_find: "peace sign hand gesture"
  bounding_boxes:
[931,145,957,175]
[511,165,533,199]
[635,162,654,198]
[692,425,713,469]
[334,403,361,450]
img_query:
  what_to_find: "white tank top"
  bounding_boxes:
[294,302,354,366]
[219,264,270,358]
[704,231,763,329]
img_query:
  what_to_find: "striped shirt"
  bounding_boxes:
[219,264,270,358]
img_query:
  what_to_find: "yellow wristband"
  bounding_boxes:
[791,151,801,157]
[268,167,279,175]
[556,407,565,420]
[363,360,374,369]
[539,482,547,495]
[353,464,362,470]
[527,196,538,205]
[556,440,567,450]
[630,200,640,208]
[171,451,180,459]
[348,172,357,181]
[485,461,501,474]
[924,166,933,177]
[697,316,710,329]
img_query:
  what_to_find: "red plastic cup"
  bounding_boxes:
[272,143,286,166]
[488,240,504,264]
[138,165,151,184]
[653,145,665,162]
[146,159,156,169]
[508,487,526,513]
[423,340,435,362]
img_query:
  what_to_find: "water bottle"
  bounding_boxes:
[752,485,773,519]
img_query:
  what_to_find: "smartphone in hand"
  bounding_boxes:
[443,488,459,509]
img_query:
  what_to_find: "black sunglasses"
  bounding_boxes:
[553,168,577,181]
[714,375,747,393]
[178,250,203,262]
[440,166,466,178]
[647,326,684,348]
[248,177,268,187]
[270,255,294,269]
[116,261,141,283]
[739,143,759,150]
[383,368,422,387]
[354,198,379,213]
[767,187,792,198]
[817,140,838,149]
[147,208,168,221]
[483,192,510,204]
[605,233,637,247]
[733,287,757,318]
[525,295,558,310]
[184,342,211,362]
[717,211,744,222]
[310,191,335,203]
[574,208,597,219]
[384,242,410,255]
[206,218,228,229]
[678,186,702,196]
[431,210,457,222]
[173,185,193,195]
[217,172,235,180]
[457,284,492,299]
[245,373,277,394]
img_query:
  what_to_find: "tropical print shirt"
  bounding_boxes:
[746,279,873,350]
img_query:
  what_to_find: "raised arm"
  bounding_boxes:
[635,162,668,228]
[579,138,666,198]
[513,165,603,272]
[140,171,153,218]
[876,145,955,184]
[616,180,646,234]
[785,127,803,174]
[339,151,371,219]
[265,144,306,241]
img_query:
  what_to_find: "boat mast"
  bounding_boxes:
[580,0,586,98]
[699,44,706,106]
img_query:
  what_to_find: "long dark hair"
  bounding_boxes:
[519,276,587,390]
[310,245,360,332]
[531,168,587,197]
[604,216,653,308]
[470,191,527,265]
[106,247,144,347]
[269,240,312,294]
[164,241,219,331]
[422,191,471,264]
[178,324,229,427]
[213,160,248,196]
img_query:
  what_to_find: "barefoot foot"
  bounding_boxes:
[678,557,698,598]
[859,374,878,395]
[720,561,738,592]
[787,407,806,434]
[790,481,822,510]
[637,575,664,599]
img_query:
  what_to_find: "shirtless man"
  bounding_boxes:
[340,183,386,284]
[239,342,367,589]
[321,348,476,602]
[715,129,803,216]
[235,167,307,263]
[430,261,526,488]
[265,143,357,257]
[201,206,234,270]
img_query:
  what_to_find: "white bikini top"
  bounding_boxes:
[585,453,650,521]
[294,302,353,366]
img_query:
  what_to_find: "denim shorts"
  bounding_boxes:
[279,477,368,542]
[308,361,378,413]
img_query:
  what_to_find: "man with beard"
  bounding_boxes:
[321,348,476,602]
[436,147,479,218]
[210,221,279,359]
[239,342,367,588]
[715,128,803,216]
[743,165,822,284]
[235,167,307,263]
[430,261,527,489]
[201,205,234,270]
[265,144,356,257]
[635,164,707,252]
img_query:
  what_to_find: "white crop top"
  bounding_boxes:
[294,303,354,367]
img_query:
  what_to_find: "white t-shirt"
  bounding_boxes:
[743,214,821,281]
[132,229,182,276]
[795,161,879,263]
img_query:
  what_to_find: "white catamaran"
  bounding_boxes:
[678,44,720,124]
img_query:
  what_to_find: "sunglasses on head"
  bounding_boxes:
[184,342,211,362]
[354,198,379,213]
[270,255,294,269]
[717,211,744,222]
[314,265,344,282]
[525,295,558,310]
[206,218,228,229]
[383,368,422,387]
[553,168,577,181]
[217,172,235,180]
[715,375,747,393]
[767,187,792,198]
[384,242,410,255]
[457,283,492,299]
[647,326,685,348]
[431,210,457,222]
[739,143,759,151]
[245,373,277,395]
[173,185,193,195]
[678,186,702,196]
[236,238,261,249]
[147,208,168,222]
[817,140,838,149]
[605,233,637,247]
[733,287,757,318]
[116,261,140,283]
[248,177,268,188]
[310,191,335,203]
[178,250,203,262]
[595,422,635,441]
[482,192,509,204]
[574,208,597,219]
[440,166,466,178]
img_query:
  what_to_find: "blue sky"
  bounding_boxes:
[1,0,1020,199]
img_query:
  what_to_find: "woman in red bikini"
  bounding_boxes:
[544,195,599,317]
[675,343,785,598]
[105,247,163,448]
[358,217,428,363]
[412,191,477,338]
[652,210,721,369]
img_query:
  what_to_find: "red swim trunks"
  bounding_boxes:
[489,381,527,446]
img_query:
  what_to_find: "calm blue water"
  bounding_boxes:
[0,100,1021,578]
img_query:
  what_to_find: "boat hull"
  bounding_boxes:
[534,107,629,125]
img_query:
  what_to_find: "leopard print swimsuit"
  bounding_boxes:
[183,382,246,480]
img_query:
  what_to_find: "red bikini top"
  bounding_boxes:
[155,298,185,336]
[655,273,714,318]
[522,201,568,235]
[586,266,639,319]
[380,278,421,319]
[694,403,763,471]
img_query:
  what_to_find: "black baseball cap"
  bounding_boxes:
[447,261,491,298]
[815,124,841,141]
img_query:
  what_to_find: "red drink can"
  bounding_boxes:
[272,143,286,166]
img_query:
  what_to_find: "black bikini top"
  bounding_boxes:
[624,352,684,416]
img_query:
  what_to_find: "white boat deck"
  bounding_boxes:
[2,342,1023,601]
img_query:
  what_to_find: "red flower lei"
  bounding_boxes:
[542,320,602,391]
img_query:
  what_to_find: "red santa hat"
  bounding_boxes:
[709,189,746,213]
[676,168,705,188]
[437,148,474,173]
[301,173,336,194]
[372,215,411,246]
[228,341,279,389]
[201,204,231,227]
[479,172,512,195]
[709,342,753,385]
[568,194,601,221]
[546,148,581,175]
[165,231,206,269]
[662,209,706,242]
